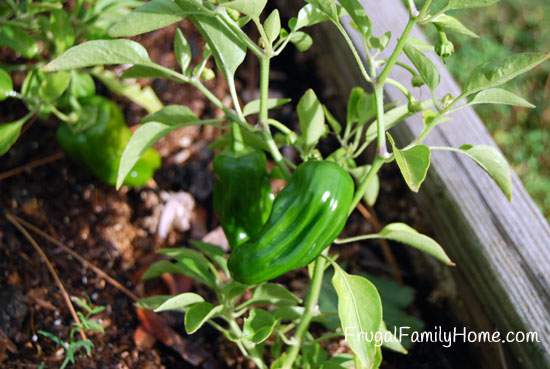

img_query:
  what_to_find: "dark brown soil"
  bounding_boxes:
[1,18,479,369]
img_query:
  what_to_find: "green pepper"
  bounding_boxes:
[56,96,160,187]
[228,160,354,284]
[213,149,274,247]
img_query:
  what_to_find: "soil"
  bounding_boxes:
[1,19,481,369]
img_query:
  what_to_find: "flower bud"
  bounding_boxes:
[435,31,454,59]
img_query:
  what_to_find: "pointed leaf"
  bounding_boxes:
[389,136,431,192]
[174,28,193,73]
[184,302,223,334]
[430,14,478,38]
[298,89,326,148]
[459,144,512,200]
[44,40,151,71]
[290,31,313,52]
[264,9,281,44]
[222,0,267,19]
[117,106,200,188]
[154,292,204,312]
[243,98,291,116]
[0,69,13,101]
[192,15,246,81]
[339,0,372,36]
[243,309,277,344]
[404,43,440,91]
[109,0,190,37]
[293,4,330,30]
[0,118,26,156]
[332,264,383,369]
[241,283,301,308]
[377,223,453,265]
[469,88,534,108]
[465,52,550,95]
[136,295,172,310]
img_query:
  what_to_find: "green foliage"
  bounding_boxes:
[425,0,550,219]
[41,0,546,367]
[0,0,161,187]
[39,297,105,369]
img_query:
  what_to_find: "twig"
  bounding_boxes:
[356,203,403,284]
[7,213,139,302]
[0,152,64,181]
[5,212,87,341]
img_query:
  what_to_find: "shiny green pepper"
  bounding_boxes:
[228,160,354,284]
[213,149,274,247]
[56,96,161,187]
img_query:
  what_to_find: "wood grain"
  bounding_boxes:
[310,1,550,368]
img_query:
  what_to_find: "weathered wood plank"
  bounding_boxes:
[311,1,550,368]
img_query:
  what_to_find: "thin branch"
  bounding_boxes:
[7,213,139,302]
[0,152,64,181]
[5,212,87,341]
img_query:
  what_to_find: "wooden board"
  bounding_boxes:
[310,1,550,368]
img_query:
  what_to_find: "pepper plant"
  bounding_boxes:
[0,0,161,186]
[43,0,548,368]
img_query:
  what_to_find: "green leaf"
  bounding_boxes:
[469,88,534,108]
[430,14,478,38]
[298,89,326,148]
[404,43,440,91]
[50,9,75,53]
[241,283,301,308]
[189,241,227,272]
[174,28,192,74]
[0,25,39,58]
[465,52,550,95]
[0,69,13,101]
[347,87,375,125]
[0,116,28,156]
[264,9,281,44]
[44,40,151,71]
[192,15,246,81]
[243,309,277,344]
[307,0,340,20]
[458,144,512,200]
[70,71,95,99]
[117,106,200,188]
[158,248,218,288]
[447,0,500,10]
[39,72,71,102]
[222,0,267,19]
[136,295,171,310]
[323,106,342,134]
[184,302,223,334]
[109,0,188,37]
[142,260,193,280]
[389,136,431,192]
[379,322,407,353]
[376,223,453,265]
[154,292,204,312]
[339,0,372,37]
[92,69,163,114]
[292,4,330,30]
[243,98,291,116]
[332,263,383,369]
[290,31,313,52]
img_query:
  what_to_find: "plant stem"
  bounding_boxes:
[280,256,327,369]
[259,56,291,179]
[335,23,373,83]
[349,155,385,214]
[226,317,267,369]
[373,85,389,157]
